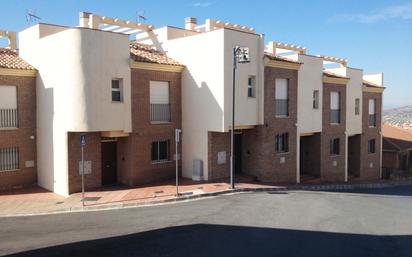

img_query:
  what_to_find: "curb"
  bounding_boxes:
[2,179,412,217]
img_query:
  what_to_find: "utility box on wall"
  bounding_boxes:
[193,159,203,181]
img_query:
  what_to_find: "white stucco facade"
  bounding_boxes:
[19,24,132,196]
[326,67,363,136]
[137,26,264,180]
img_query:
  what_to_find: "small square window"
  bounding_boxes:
[275,133,289,153]
[151,140,169,162]
[111,79,123,102]
[330,138,340,155]
[368,139,376,154]
[248,76,255,98]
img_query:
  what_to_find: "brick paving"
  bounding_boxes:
[0,175,276,216]
[0,176,411,217]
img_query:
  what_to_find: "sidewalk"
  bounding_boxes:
[1,176,411,217]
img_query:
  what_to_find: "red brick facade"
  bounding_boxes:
[67,132,102,194]
[360,91,382,180]
[242,66,298,183]
[66,68,182,193]
[208,132,231,180]
[321,83,347,182]
[0,74,37,190]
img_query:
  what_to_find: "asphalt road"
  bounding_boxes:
[1,186,412,257]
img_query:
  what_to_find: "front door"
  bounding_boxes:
[234,133,242,174]
[101,141,117,186]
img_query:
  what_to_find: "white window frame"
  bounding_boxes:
[111,79,123,102]
[247,76,256,98]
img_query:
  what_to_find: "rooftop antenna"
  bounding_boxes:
[136,11,147,23]
[25,10,41,25]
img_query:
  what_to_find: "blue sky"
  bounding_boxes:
[1,0,411,109]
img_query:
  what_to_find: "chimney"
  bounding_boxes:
[185,17,197,31]
[266,41,277,55]
[79,12,92,28]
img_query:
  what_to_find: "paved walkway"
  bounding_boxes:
[0,176,411,217]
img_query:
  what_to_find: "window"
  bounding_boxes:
[330,91,340,124]
[330,138,340,155]
[313,90,319,109]
[247,76,255,97]
[355,98,360,115]
[0,147,19,171]
[275,133,289,153]
[150,81,171,122]
[151,140,169,162]
[368,139,376,154]
[0,86,18,128]
[111,79,123,102]
[275,78,289,117]
[368,99,376,127]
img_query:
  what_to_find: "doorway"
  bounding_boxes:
[234,133,242,174]
[348,135,361,178]
[299,133,321,182]
[101,141,117,186]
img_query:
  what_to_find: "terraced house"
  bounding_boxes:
[0,13,384,196]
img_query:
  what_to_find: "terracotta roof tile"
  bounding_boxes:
[323,70,348,79]
[264,52,302,64]
[383,124,412,151]
[129,42,183,66]
[0,48,35,70]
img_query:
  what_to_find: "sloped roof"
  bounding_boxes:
[0,48,35,70]
[323,70,349,79]
[363,80,383,88]
[264,52,302,64]
[383,124,412,151]
[129,42,183,66]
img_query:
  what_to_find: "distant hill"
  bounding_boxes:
[383,105,412,131]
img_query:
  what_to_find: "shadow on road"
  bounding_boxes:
[6,224,412,257]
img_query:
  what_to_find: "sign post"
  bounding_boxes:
[80,133,86,206]
[175,128,182,197]
[231,46,250,190]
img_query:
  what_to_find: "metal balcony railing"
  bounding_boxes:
[330,109,341,124]
[275,99,289,117]
[150,104,171,122]
[369,114,377,127]
[0,109,18,128]
[0,147,19,171]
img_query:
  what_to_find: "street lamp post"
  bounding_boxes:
[230,46,250,190]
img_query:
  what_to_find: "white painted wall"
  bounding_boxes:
[147,27,264,180]
[19,24,132,196]
[364,73,384,86]
[0,86,17,108]
[222,29,264,130]
[326,67,363,136]
[294,54,323,134]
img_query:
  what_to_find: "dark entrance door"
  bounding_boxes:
[101,141,117,186]
[234,133,242,174]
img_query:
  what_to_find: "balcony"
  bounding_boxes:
[275,99,289,117]
[330,109,341,124]
[150,104,171,123]
[369,114,377,127]
[0,109,18,129]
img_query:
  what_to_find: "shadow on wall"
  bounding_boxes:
[7,224,412,257]
[36,74,55,193]
[180,70,224,179]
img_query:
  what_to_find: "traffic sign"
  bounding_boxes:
[80,134,86,147]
